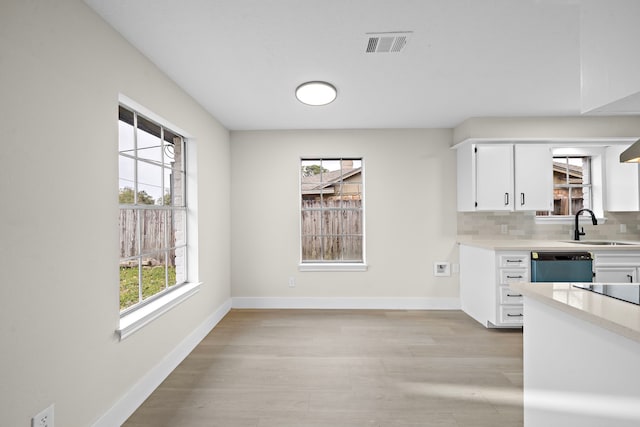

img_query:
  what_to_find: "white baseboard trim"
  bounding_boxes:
[92,298,232,427]
[232,297,461,310]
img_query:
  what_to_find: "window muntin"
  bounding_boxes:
[537,156,592,217]
[118,105,187,313]
[300,158,364,263]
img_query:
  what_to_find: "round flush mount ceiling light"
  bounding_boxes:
[295,81,337,106]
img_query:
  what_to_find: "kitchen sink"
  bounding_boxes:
[571,241,635,246]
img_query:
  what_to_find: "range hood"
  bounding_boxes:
[620,139,640,163]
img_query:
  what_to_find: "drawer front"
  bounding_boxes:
[499,305,524,324]
[499,254,529,268]
[499,286,524,305]
[499,268,529,285]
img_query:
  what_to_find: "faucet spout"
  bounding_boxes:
[574,208,598,241]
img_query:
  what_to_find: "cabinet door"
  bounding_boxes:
[594,267,636,283]
[475,145,513,210]
[594,267,640,304]
[514,145,552,211]
[605,144,640,211]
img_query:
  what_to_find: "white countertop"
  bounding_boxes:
[510,282,640,344]
[458,238,640,251]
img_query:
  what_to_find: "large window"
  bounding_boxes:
[537,156,592,216]
[300,158,364,263]
[118,105,187,312]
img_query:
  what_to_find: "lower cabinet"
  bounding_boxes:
[460,245,527,328]
[593,251,640,283]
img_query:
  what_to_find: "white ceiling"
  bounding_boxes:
[85,0,584,131]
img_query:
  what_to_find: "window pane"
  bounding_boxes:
[162,139,179,168]
[323,210,342,235]
[137,133,162,165]
[342,236,363,261]
[119,209,138,258]
[301,209,321,237]
[120,260,140,311]
[301,236,322,260]
[343,206,363,235]
[118,119,135,154]
[173,246,187,285]
[568,158,585,185]
[137,161,163,204]
[570,187,585,214]
[141,210,166,254]
[119,155,135,196]
[170,209,187,247]
[141,251,168,301]
[322,236,341,260]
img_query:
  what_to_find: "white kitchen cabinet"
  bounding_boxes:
[593,251,640,284]
[459,245,526,328]
[594,267,636,283]
[605,144,640,211]
[456,143,552,212]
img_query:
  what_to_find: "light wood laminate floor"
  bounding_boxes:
[123,309,523,427]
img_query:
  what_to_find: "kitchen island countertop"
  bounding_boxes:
[510,281,640,344]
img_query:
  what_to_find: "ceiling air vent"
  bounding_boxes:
[365,31,412,53]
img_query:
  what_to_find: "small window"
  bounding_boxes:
[118,105,188,313]
[537,156,592,217]
[300,158,364,263]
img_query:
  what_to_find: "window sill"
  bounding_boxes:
[298,263,368,272]
[117,282,201,340]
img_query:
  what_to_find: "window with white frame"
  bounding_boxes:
[537,155,593,217]
[118,105,187,312]
[300,158,364,263]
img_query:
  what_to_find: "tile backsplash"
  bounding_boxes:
[457,211,640,241]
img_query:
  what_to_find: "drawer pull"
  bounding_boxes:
[506,293,523,297]
[506,313,524,317]
[506,275,523,279]
[505,260,522,263]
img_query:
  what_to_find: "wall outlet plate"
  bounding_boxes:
[434,262,451,277]
[32,404,54,427]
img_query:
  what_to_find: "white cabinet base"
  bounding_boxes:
[523,297,640,427]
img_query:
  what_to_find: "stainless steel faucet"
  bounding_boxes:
[574,208,598,241]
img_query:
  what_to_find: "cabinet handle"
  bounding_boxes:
[627,274,633,283]
[506,275,523,279]
[520,193,525,206]
[506,313,524,317]
[504,193,509,206]
[507,293,523,297]
[505,260,522,263]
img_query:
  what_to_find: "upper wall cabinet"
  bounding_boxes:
[605,144,640,211]
[457,143,552,212]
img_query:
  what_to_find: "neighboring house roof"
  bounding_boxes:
[301,167,361,196]
[552,161,583,179]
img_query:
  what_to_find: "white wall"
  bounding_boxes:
[0,1,230,426]
[230,129,459,306]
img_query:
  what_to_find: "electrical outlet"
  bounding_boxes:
[32,404,54,427]
[434,262,451,277]
[288,276,295,288]
[620,224,627,233]
[500,224,508,234]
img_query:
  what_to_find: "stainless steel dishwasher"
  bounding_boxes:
[530,251,594,282]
